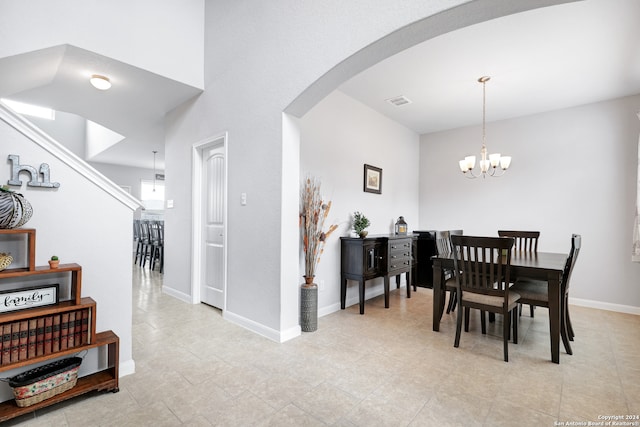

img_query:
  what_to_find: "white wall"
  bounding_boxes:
[14,112,154,204]
[299,90,420,314]
[419,95,640,311]
[29,111,86,159]
[0,110,136,398]
[0,0,204,88]
[164,0,568,340]
[90,162,160,202]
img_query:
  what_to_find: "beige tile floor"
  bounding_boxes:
[6,265,640,426]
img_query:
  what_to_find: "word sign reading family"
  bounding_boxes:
[0,285,59,313]
[7,154,60,188]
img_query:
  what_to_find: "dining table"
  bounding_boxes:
[431,250,568,363]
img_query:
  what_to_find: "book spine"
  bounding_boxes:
[60,312,69,351]
[36,317,45,356]
[52,314,61,353]
[10,322,20,362]
[74,311,82,347]
[81,309,89,345]
[44,316,53,355]
[18,320,28,360]
[67,312,75,349]
[1,323,11,365]
[27,318,37,359]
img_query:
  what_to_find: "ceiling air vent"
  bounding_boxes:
[386,95,412,107]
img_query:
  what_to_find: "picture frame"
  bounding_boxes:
[363,164,382,194]
[0,284,59,314]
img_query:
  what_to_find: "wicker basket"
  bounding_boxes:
[3,357,82,407]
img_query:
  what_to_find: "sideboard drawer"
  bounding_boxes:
[388,238,412,273]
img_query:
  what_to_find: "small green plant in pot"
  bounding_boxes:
[48,255,59,269]
[353,211,370,238]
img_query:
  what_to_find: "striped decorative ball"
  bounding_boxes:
[0,187,33,229]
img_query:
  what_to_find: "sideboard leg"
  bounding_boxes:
[359,280,365,314]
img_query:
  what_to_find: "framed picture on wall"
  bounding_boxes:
[363,164,382,194]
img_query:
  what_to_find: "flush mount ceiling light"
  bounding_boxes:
[90,74,111,90]
[458,76,511,178]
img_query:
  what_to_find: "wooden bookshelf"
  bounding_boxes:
[0,331,119,422]
[0,229,119,421]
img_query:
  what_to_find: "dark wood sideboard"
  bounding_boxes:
[340,234,413,314]
[411,230,437,288]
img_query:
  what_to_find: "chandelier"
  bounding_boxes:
[458,76,511,178]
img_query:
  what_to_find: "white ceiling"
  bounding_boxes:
[339,0,640,135]
[0,0,638,171]
[0,45,202,170]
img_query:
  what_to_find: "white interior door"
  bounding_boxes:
[200,144,225,308]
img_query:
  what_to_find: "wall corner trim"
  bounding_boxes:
[0,104,143,211]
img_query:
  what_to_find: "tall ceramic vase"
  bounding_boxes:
[300,276,318,332]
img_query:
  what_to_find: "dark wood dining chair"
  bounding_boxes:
[497,230,540,253]
[149,220,164,273]
[435,230,463,316]
[451,235,520,362]
[133,219,143,264]
[498,230,540,317]
[134,220,151,267]
[510,234,581,355]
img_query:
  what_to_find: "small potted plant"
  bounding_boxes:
[48,256,60,269]
[353,211,370,238]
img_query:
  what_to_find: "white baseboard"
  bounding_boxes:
[119,359,136,378]
[319,302,342,317]
[321,289,640,317]
[319,284,392,317]
[162,285,192,304]
[223,310,301,343]
[161,286,302,342]
[569,297,640,315]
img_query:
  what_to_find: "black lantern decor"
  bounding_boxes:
[395,216,408,235]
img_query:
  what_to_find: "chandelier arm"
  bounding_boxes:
[464,169,482,179]
[488,167,507,177]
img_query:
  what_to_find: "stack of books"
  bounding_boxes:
[0,308,91,365]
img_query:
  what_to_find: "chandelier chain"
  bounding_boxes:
[482,77,487,149]
[152,150,157,192]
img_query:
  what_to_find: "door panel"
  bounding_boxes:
[201,145,225,308]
